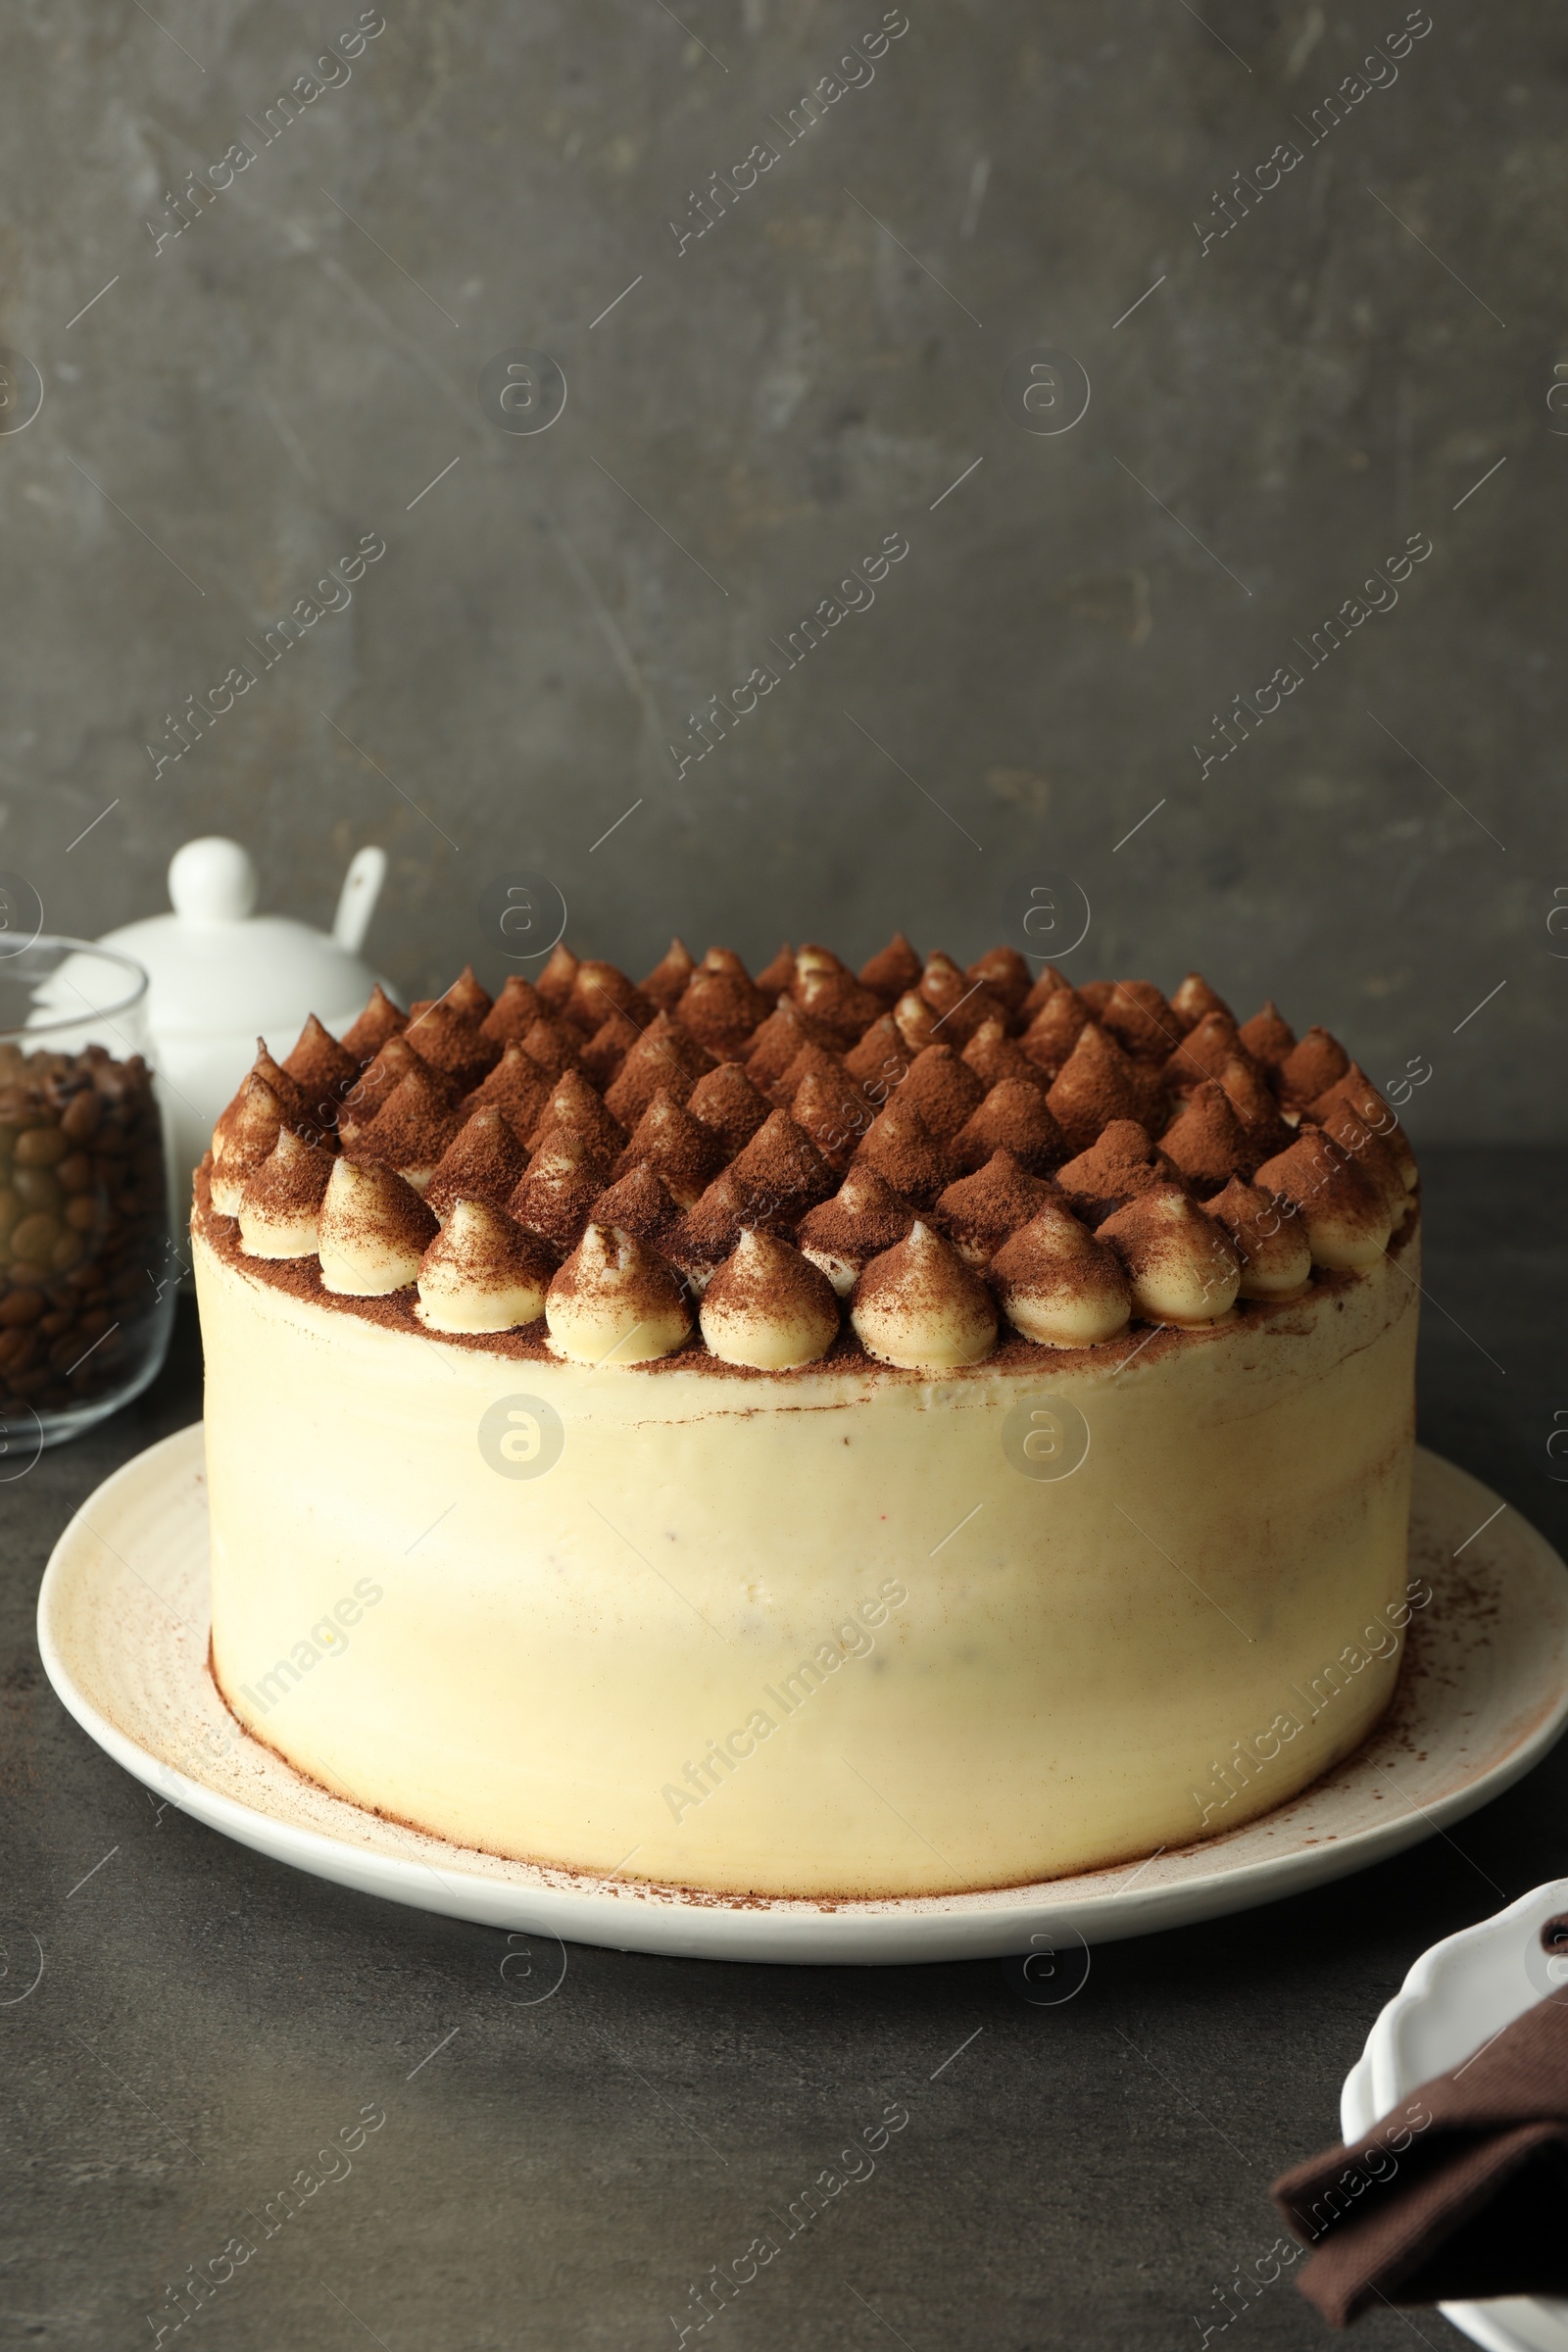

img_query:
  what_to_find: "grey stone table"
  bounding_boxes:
[4,1147,1565,2352]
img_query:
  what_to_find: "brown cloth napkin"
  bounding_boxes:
[1271,1917,1568,2326]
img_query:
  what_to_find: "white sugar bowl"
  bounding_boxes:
[97,838,393,1217]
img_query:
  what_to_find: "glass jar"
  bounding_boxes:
[0,938,178,1459]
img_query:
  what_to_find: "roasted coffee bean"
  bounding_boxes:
[60,1090,100,1143]
[0,1289,44,1327]
[13,1167,60,1214]
[56,1152,92,1194]
[11,1213,62,1263]
[14,1126,67,1168]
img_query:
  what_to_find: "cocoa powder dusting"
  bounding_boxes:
[686,1060,772,1154]
[195,1167,1420,1383]
[677,962,770,1056]
[344,1036,452,1138]
[1020,986,1091,1076]
[1169,972,1234,1033]
[204,958,1418,1378]
[612,1091,723,1204]
[858,932,923,1004]
[518,1015,584,1081]
[426,1199,555,1290]
[793,965,885,1044]
[1099,979,1179,1064]
[854,1098,956,1207]
[989,1208,1118,1307]
[579,1008,642,1090]
[774,1041,856,1108]
[1158,1080,1257,1195]
[1278,1024,1351,1109]
[564,959,649,1037]
[350,1070,465,1173]
[935,1151,1055,1256]
[727,1110,835,1216]
[1056,1120,1175,1226]
[425,1108,531,1219]
[753,942,795,1003]
[639,938,697,1013]
[403,998,498,1093]
[1237,999,1296,1067]
[844,1014,907,1089]
[282,1014,358,1122]
[901,1045,986,1143]
[1046,1024,1151,1151]
[507,1132,610,1254]
[853,1219,992,1324]
[589,1162,680,1250]
[960,1020,1051,1099]
[745,999,832,1088]
[535,942,578,1011]
[1164,1009,1247,1092]
[1019,963,1070,1018]
[604,1016,714,1126]
[246,1130,335,1216]
[953,1079,1065,1175]
[459,1043,552,1136]
[478,974,544,1046]
[796,1165,914,1261]
[339,983,407,1062]
[704,1230,835,1325]
[536,1069,627,1161]
[323,1158,439,1255]
[965,945,1032,1013]
[791,1071,872,1171]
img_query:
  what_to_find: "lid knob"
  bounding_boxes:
[169,837,260,925]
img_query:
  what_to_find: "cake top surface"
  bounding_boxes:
[199,937,1418,1376]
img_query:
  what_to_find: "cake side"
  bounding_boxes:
[196,1201,1418,1897]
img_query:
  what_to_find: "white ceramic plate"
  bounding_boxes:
[37,1428,1568,1967]
[1340,1882,1568,2352]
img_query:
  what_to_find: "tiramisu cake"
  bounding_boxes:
[191,939,1419,1899]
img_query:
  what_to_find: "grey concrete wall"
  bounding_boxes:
[2,0,1560,1137]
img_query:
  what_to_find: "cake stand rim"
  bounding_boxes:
[34,1424,1568,1967]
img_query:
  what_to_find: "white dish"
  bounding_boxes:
[1340,1881,1568,2352]
[37,1428,1568,1967]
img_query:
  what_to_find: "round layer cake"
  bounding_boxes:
[191,939,1420,1898]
